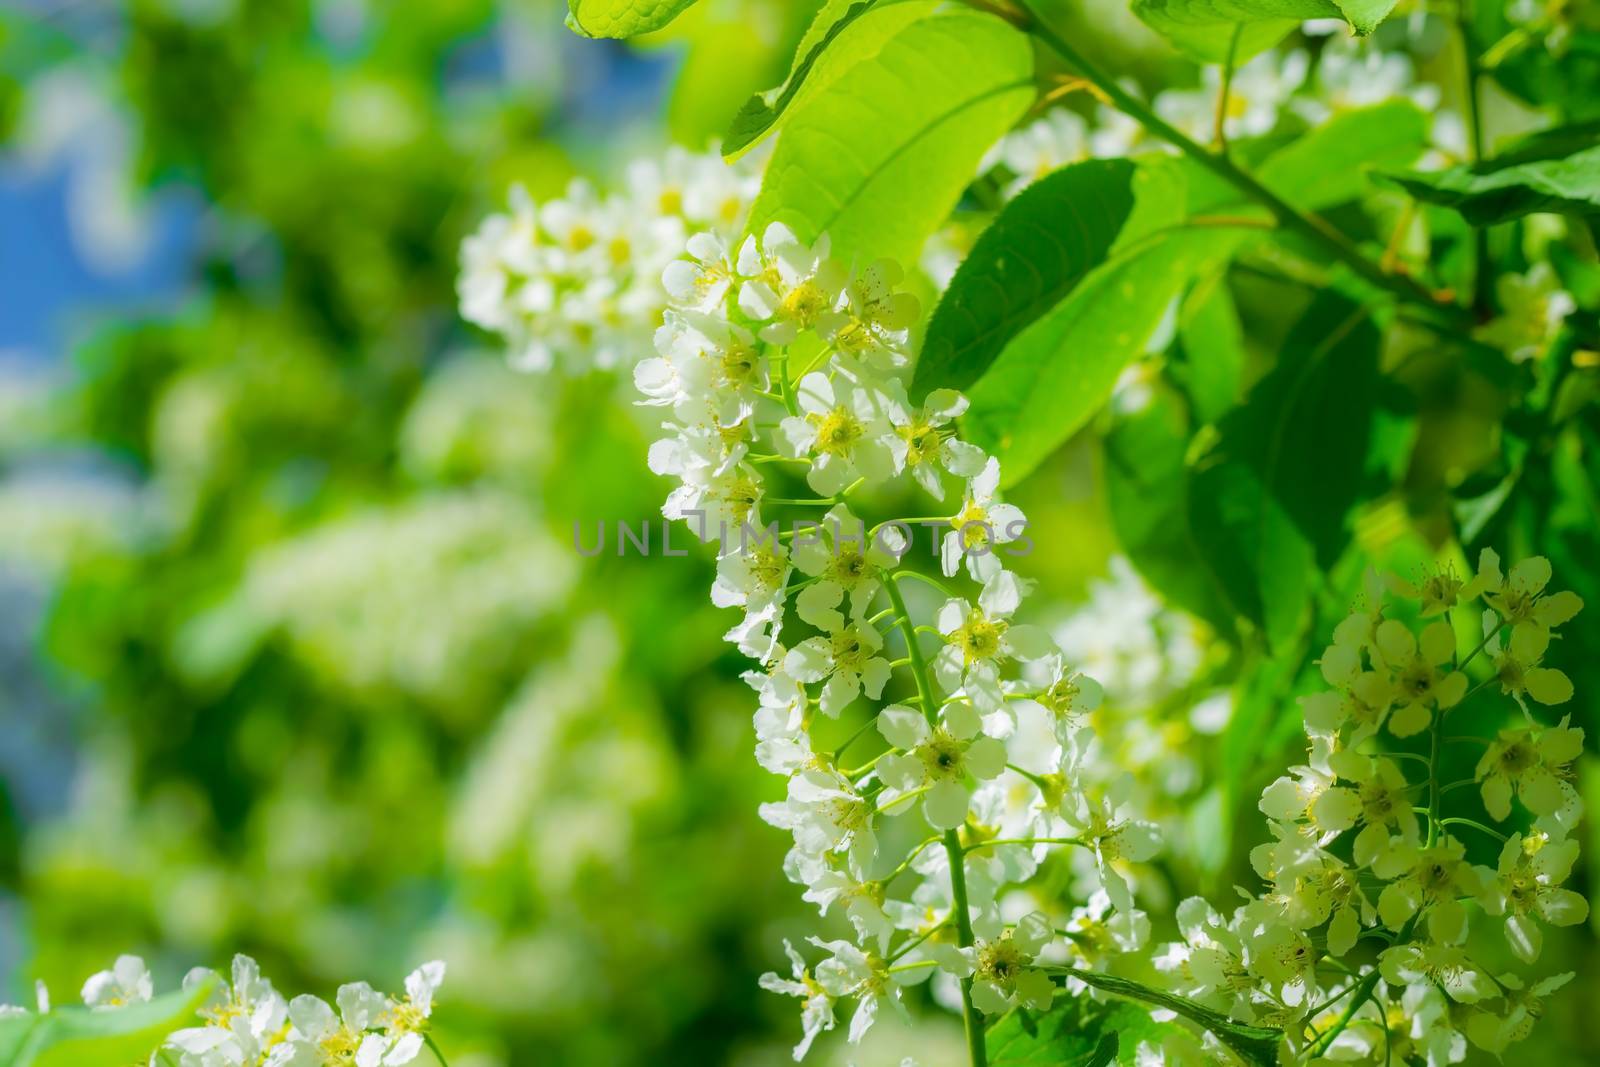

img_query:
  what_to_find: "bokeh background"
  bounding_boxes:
[1,1,1596,1064]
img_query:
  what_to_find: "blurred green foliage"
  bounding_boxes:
[1,0,1598,1064]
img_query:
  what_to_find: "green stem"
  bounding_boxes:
[1043,965,1282,1066]
[424,1033,451,1067]
[889,922,949,963]
[833,715,881,762]
[1427,710,1443,848]
[1439,816,1508,841]
[1306,914,1417,1058]
[777,345,798,417]
[965,835,1086,851]
[1455,0,1492,312]
[883,574,986,1067]
[1214,23,1243,154]
[1013,1,1459,322]
[891,569,960,600]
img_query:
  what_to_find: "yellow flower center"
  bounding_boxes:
[809,407,864,457]
[918,730,967,781]
[779,280,831,326]
[1495,739,1537,776]
[714,340,759,389]
[951,612,1007,664]
[977,936,1026,987]
[830,629,871,673]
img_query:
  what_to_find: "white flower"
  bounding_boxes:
[876,702,1007,829]
[285,983,391,1067]
[941,457,1027,581]
[737,223,846,345]
[759,766,878,875]
[1059,779,1160,914]
[1155,51,1307,142]
[166,955,288,1065]
[1062,889,1149,969]
[778,371,901,496]
[1155,898,1250,1015]
[82,955,153,1010]
[1376,836,1482,943]
[930,912,1057,1015]
[932,570,1056,714]
[786,617,893,717]
[748,664,814,775]
[1030,653,1104,744]
[816,259,920,369]
[1486,623,1576,710]
[1476,717,1583,821]
[790,504,904,632]
[662,231,738,313]
[759,940,836,1060]
[1318,751,1419,871]
[802,866,896,952]
[885,387,986,500]
[1371,618,1467,737]
[1465,971,1575,1053]
[1477,831,1588,963]
[1461,549,1583,636]
[637,310,766,415]
[1295,40,1437,123]
[712,533,792,658]
[376,961,446,1065]
[1378,941,1495,1004]
[658,460,765,545]
[1475,264,1577,362]
[809,938,904,1045]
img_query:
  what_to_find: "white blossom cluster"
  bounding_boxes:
[0,954,445,1067]
[625,215,1166,1059]
[457,145,761,373]
[1046,560,1230,873]
[1154,553,1588,1061]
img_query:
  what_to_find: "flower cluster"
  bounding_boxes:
[1,954,445,1067]
[458,145,761,373]
[1155,552,1587,1060]
[627,216,1165,1059]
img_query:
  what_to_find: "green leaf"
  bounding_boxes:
[1131,0,1328,63]
[1132,0,1397,60]
[1329,0,1401,34]
[1189,290,1380,645]
[1104,385,1240,638]
[963,226,1243,487]
[1043,967,1283,1067]
[565,0,699,38]
[745,7,1034,265]
[913,159,1140,398]
[0,1015,43,1067]
[1375,123,1600,225]
[722,0,918,160]
[1171,271,1244,423]
[986,995,1158,1065]
[666,1,819,146]
[2,980,216,1067]
[1257,100,1429,211]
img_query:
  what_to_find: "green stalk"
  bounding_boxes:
[1213,23,1244,154]
[1011,1,1460,323]
[1455,0,1492,312]
[883,575,987,1067]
